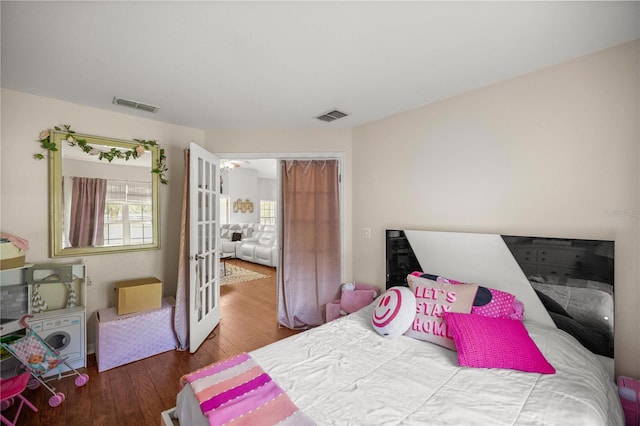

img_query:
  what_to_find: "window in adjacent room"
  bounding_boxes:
[103,180,153,246]
[260,200,277,225]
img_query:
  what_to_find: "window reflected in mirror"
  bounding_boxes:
[49,132,160,257]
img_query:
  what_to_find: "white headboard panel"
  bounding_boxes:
[403,230,555,327]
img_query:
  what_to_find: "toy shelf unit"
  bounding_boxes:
[0,262,87,377]
[1,262,86,335]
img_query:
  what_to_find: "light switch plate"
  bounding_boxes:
[361,228,372,239]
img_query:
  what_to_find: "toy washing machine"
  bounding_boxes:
[30,308,86,377]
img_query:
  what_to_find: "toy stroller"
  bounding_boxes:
[0,316,88,407]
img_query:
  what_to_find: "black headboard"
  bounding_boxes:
[386,230,421,287]
[385,230,614,358]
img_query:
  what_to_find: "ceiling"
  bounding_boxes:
[222,158,277,179]
[2,1,639,130]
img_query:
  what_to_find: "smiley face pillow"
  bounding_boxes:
[371,286,416,337]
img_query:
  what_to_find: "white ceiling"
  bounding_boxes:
[2,1,639,130]
[222,158,277,179]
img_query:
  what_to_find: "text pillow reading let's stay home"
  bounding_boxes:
[404,275,478,350]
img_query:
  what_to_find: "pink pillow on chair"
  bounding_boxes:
[443,312,555,374]
[326,283,379,323]
[341,291,377,314]
[340,283,379,314]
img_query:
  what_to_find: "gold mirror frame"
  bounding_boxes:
[49,131,160,257]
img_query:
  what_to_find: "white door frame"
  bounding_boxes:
[215,151,346,283]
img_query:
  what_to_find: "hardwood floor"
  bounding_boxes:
[8,260,298,426]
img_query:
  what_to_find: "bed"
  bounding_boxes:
[168,302,623,425]
[164,230,623,425]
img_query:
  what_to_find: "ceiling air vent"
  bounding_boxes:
[315,109,349,122]
[112,96,159,113]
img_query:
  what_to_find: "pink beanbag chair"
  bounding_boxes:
[341,283,379,314]
[326,282,379,323]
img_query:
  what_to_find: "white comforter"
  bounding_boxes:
[177,303,623,425]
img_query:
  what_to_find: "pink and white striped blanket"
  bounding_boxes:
[180,352,315,426]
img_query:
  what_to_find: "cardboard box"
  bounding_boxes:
[0,242,25,270]
[115,277,162,315]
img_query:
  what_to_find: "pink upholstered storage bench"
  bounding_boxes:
[96,296,178,372]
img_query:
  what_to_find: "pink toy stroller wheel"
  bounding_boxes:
[48,392,65,407]
[0,397,14,410]
[74,374,89,387]
[27,378,40,390]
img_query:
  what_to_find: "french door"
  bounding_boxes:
[188,143,221,353]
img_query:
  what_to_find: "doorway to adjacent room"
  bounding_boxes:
[218,153,345,329]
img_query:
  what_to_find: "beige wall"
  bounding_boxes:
[352,40,640,377]
[0,91,353,349]
[2,40,637,376]
[205,129,354,280]
[0,89,205,349]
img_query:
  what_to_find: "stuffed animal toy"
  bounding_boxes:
[326,282,379,323]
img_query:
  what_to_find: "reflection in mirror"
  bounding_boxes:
[502,236,614,358]
[49,131,160,257]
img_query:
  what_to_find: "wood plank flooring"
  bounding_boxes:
[7,260,298,426]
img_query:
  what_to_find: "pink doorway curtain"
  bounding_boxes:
[68,177,107,247]
[278,159,341,329]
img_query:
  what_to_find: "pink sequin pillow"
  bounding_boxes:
[443,312,555,374]
[470,286,517,318]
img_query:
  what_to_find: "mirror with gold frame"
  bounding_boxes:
[48,131,160,257]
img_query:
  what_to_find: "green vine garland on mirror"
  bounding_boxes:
[34,124,168,184]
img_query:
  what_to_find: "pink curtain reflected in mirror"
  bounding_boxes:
[68,177,107,247]
[278,159,341,329]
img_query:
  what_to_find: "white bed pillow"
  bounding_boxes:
[371,286,416,338]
